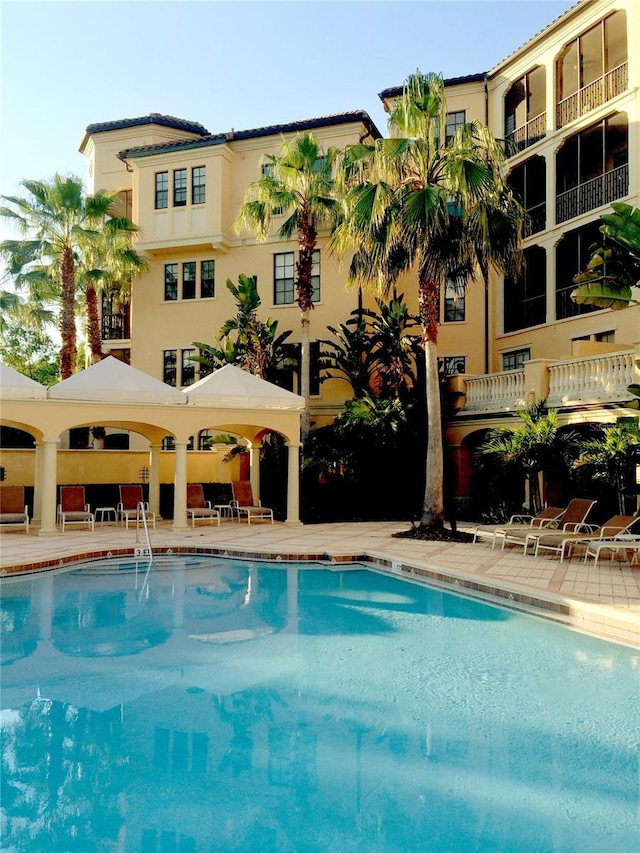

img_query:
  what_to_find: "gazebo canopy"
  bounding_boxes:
[185,364,304,410]
[47,356,186,404]
[0,363,47,400]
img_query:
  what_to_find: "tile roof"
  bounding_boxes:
[378,73,487,102]
[85,113,210,136]
[117,111,381,160]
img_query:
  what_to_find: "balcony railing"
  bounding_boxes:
[457,350,635,416]
[506,112,546,156]
[463,370,526,413]
[556,62,628,128]
[547,351,635,406]
[102,312,130,341]
[524,201,546,237]
[556,163,628,224]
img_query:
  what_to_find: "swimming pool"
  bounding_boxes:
[1,556,638,852]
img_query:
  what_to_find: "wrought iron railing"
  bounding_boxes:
[556,163,628,224]
[556,62,628,128]
[102,312,130,340]
[506,112,546,156]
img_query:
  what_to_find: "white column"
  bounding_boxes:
[149,444,161,518]
[285,441,302,526]
[33,441,44,523]
[172,441,189,530]
[38,439,59,536]
[249,441,261,501]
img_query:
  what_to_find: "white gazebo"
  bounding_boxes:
[0,358,304,534]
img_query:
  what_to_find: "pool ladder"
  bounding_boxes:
[136,502,154,599]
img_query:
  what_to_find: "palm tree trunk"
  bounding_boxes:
[59,245,77,379]
[85,284,103,363]
[300,310,311,443]
[418,277,445,528]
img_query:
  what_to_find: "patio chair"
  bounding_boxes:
[118,485,156,530]
[500,498,597,554]
[231,481,274,525]
[532,514,639,562]
[472,505,565,548]
[583,533,640,569]
[0,486,29,533]
[58,486,94,532]
[187,483,220,528]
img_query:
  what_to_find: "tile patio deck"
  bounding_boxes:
[1,519,639,648]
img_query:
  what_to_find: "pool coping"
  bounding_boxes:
[2,541,638,650]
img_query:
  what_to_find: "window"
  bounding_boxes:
[182,262,196,300]
[445,111,466,143]
[181,348,196,386]
[311,250,321,303]
[274,251,320,305]
[164,264,178,301]
[439,356,466,377]
[310,341,321,395]
[261,163,283,214]
[504,245,546,332]
[556,11,627,127]
[274,252,295,304]
[155,172,168,209]
[163,350,177,386]
[502,349,530,371]
[173,168,187,207]
[556,113,628,223]
[595,330,615,343]
[162,435,195,451]
[192,166,206,204]
[508,157,546,235]
[201,260,215,298]
[504,66,546,152]
[556,221,602,319]
[443,279,465,322]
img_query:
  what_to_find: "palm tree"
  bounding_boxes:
[573,421,640,513]
[193,274,292,381]
[235,132,340,441]
[0,174,138,378]
[478,402,578,515]
[334,71,525,530]
[77,216,145,363]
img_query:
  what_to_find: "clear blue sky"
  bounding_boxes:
[1,0,576,209]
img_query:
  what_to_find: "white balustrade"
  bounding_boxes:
[464,370,525,412]
[547,350,635,406]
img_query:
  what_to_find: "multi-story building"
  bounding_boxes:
[80,0,639,514]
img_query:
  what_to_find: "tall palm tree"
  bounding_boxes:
[0,174,138,378]
[235,132,340,441]
[77,216,145,363]
[334,71,525,530]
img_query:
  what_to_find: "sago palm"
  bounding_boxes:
[334,71,525,530]
[235,132,341,441]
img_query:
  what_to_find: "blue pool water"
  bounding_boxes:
[1,556,638,852]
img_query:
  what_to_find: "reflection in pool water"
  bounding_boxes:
[1,557,638,852]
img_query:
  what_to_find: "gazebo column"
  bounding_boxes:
[172,440,189,531]
[32,440,44,523]
[148,444,161,518]
[249,441,261,502]
[285,441,302,526]
[38,439,59,536]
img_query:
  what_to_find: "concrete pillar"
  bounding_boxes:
[249,441,261,502]
[149,444,161,517]
[38,439,59,536]
[285,442,302,526]
[172,441,189,531]
[33,441,44,523]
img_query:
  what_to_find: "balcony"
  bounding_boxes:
[102,312,130,341]
[556,163,628,224]
[556,62,628,128]
[524,201,546,237]
[547,351,635,406]
[454,350,636,416]
[506,113,546,156]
